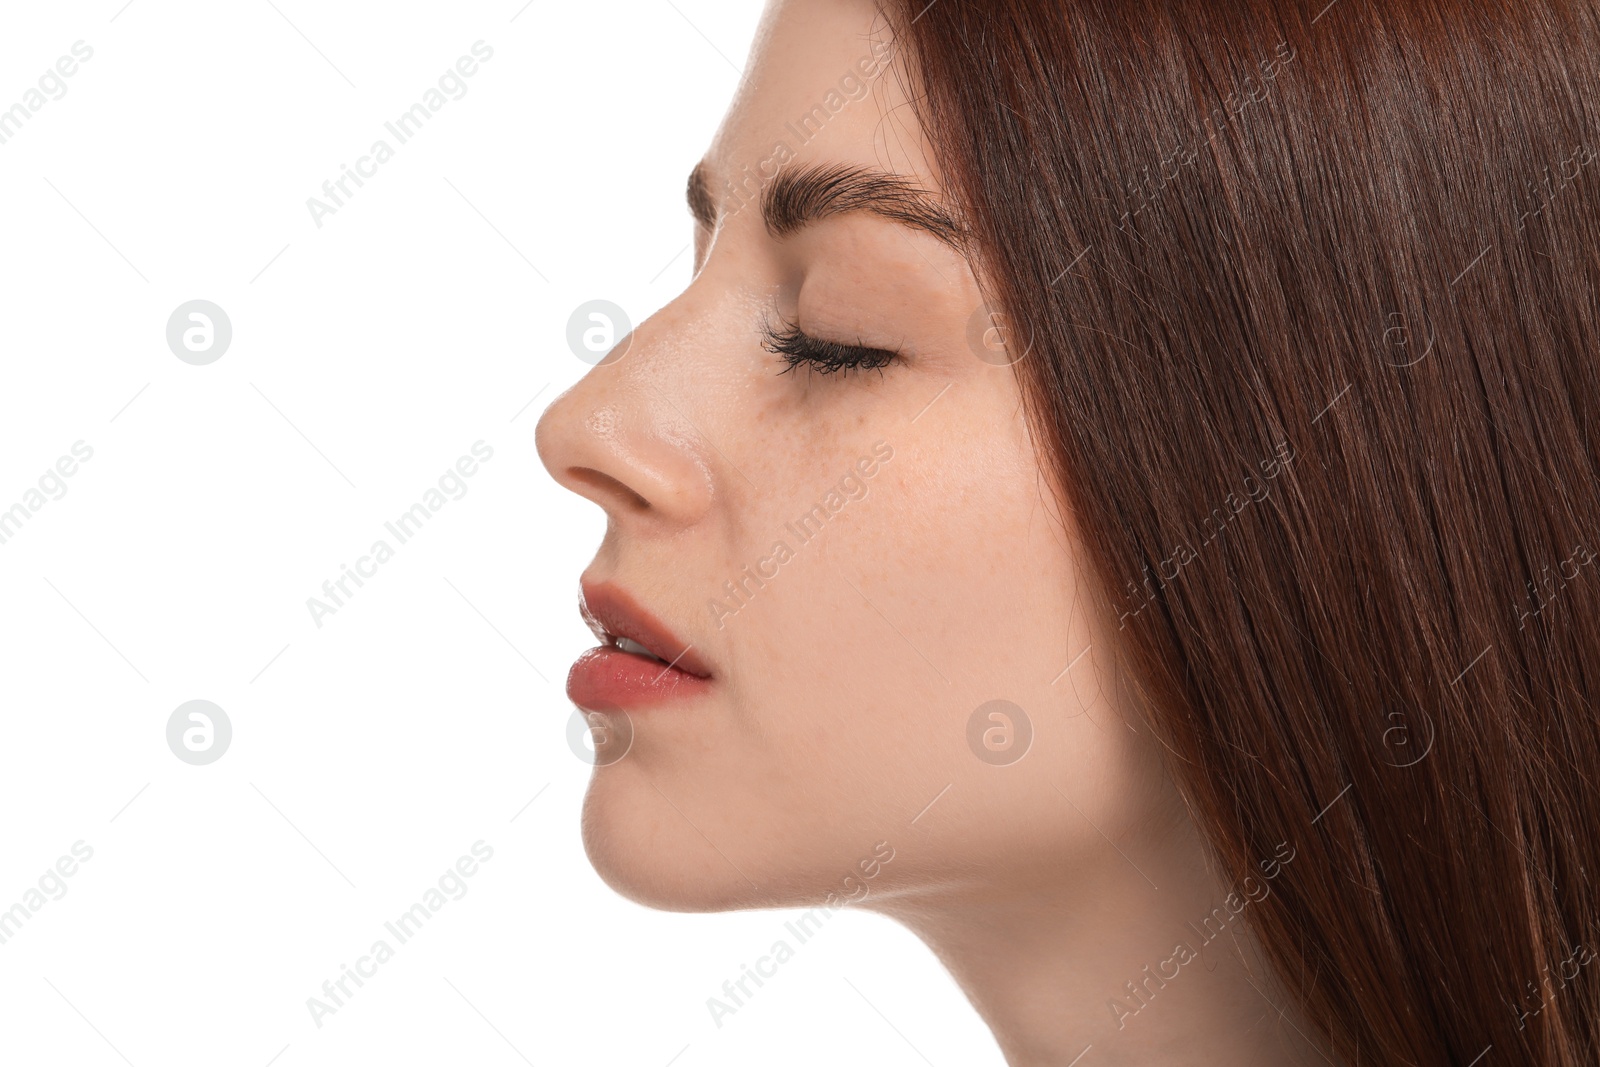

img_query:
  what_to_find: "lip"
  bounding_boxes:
[567,580,713,710]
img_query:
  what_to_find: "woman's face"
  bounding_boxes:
[537,0,1171,912]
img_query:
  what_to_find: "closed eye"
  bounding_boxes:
[760,316,899,377]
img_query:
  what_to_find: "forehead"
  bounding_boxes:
[701,0,936,202]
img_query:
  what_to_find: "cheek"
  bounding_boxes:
[729,396,1152,881]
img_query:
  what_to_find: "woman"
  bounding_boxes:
[537,0,1600,1062]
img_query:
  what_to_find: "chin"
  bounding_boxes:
[578,769,773,913]
[579,767,867,915]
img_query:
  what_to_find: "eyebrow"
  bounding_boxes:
[687,160,968,254]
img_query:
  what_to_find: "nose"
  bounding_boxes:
[535,305,715,528]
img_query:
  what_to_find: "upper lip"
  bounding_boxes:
[578,579,712,679]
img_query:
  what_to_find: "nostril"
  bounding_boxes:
[534,382,711,524]
[568,467,651,511]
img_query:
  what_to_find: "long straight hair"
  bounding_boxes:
[890,1,1600,1062]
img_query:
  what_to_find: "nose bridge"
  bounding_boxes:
[536,296,718,525]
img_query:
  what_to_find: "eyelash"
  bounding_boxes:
[760,316,899,377]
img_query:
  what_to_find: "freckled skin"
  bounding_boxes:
[539,0,1144,911]
[537,1,1327,1062]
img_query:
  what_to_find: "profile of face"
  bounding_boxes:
[536,0,1181,918]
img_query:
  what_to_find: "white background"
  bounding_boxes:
[0,2,1000,1064]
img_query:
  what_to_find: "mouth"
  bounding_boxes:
[566,580,713,711]
[579,581,711,677]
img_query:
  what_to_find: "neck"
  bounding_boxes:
[861,817,1337,1067]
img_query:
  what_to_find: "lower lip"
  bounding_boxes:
[566,646,713,710]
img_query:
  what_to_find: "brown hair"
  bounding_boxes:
[889,0,1600,1062]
